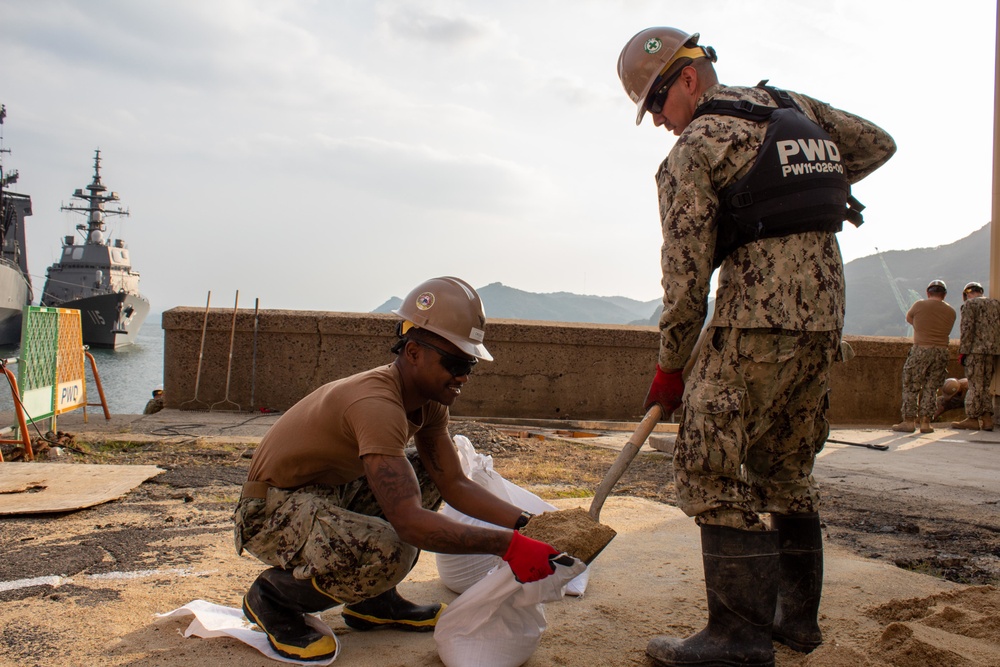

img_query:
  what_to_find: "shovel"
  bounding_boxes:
[522,325,711,564]
[519,405,662,565]
[588,404,663,521]
[589,322,710,521]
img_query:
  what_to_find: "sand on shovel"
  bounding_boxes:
[520,507,617,564]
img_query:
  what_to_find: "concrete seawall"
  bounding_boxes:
[161,308,962,425]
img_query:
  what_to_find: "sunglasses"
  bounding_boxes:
[414,339,477,377]
[645,63,689,115]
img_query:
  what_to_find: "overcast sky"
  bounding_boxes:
[1,1,996,315]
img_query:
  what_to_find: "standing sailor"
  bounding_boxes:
[617,26,896,666]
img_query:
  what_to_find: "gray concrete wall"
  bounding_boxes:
[160,308,961,425]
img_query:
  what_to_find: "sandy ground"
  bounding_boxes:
[1,494,997,667]
[1,417,998,666]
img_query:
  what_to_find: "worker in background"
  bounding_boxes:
[617,26,895,666]
[892,280,956,434]
[934,377,968,420]
[952,281,1000,431]
[143,385,165,414]
[232,277,560,662]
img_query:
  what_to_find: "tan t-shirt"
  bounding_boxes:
[906,298,956,347]
[247,364,449,489]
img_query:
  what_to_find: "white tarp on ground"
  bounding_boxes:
[158,600,340,665]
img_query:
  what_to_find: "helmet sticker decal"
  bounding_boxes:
[644,37,662,54]
[415,292,435,310]
[469,327,485,342]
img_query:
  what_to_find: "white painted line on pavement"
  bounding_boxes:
[0,568,218,592]
[87,568,217,580]
[0,575,69,592]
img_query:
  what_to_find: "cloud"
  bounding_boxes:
[376,2,498,47]
[311,134,543,214]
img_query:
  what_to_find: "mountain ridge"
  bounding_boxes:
[373,223,992,337]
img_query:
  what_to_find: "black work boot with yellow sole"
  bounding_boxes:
[342,587,444,632]
[242,568,339,662]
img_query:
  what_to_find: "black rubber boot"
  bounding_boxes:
[647,525,779,667]
[342,587,444,632]
[772,512,824,653]
[242,568,339,661]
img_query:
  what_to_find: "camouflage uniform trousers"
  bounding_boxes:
[899,345,950,419]
[674,327,839,532]
[232,448,442,603]
[963,353,996,419]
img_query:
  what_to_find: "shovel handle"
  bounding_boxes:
[589,404,662,521]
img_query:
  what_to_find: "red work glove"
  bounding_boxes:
[959,353,966,366]
[502,530,560,583]
[643,364,685,416]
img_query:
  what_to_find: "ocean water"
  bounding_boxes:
[83,314,165,414]
[0,314,164,418]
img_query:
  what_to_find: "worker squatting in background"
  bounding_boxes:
[935,377,969,420]
[143,385,164,415]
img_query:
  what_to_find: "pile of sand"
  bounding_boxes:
[520,507,617,563]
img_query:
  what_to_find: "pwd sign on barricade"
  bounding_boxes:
[18,306,87,422]
[58,381,85,411]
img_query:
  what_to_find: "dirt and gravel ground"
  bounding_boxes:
[1,420,998,666]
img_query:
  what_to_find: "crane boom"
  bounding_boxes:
[875,247,913,336]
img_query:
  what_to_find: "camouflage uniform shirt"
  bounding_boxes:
[959,297,1000,355]
[959,296,1000,418]
[655,84,897,370]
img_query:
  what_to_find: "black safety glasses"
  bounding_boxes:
[415,339,477,377]
[644,62,690,115]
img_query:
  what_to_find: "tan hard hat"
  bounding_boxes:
[392,276,493,361]
[617,27,714,125]
[963,281,984,294]
[942,378,960,396]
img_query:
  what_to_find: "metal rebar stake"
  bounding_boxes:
[180,291,211,410]
[211,290,242,412]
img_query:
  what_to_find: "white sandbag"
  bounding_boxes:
[436,503,503,593]
[434,557,586,667]
[435,435,590,596]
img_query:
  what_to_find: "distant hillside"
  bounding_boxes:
[844,223,990,337]
[372,282,661,325]
[372,224,992,335]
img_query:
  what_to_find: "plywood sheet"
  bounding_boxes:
[0,462,163,515]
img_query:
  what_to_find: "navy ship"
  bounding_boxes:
[40,150,149,348]
[0,104,35,345]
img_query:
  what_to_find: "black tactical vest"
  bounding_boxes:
[692,83,864,268]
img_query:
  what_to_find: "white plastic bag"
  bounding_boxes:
[435,435,590,596]
[434,557,586,667]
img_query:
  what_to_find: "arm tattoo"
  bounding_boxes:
[421,442,444,474]
[368,455,421,513]
[420,524,511,555]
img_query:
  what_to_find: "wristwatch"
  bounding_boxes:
[514,511,534,530]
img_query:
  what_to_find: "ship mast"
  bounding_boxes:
[1,105,14,188]
[0,105,17,202]
[61,149,129,245]
[0,105,11,246]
